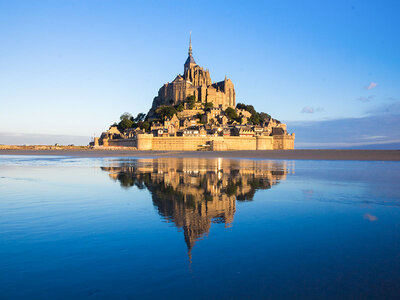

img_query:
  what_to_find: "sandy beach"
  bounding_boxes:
[0,148,399,161]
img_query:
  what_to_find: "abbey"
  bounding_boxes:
[93,36,295,151]
[148,36,235,117]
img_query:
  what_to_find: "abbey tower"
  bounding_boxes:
[148,35,236,117]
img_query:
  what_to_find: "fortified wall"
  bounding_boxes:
[99,134,295,151]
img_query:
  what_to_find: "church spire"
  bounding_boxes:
[184,32,196,70]
[188,31,192,56]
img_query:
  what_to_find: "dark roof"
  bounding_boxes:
[185,54,196,65]
[172,75,184,82]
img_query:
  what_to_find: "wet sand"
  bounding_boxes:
[0,149,399,161]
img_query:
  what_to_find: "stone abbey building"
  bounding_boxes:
[94,36,295,150]
[148,36,235,117]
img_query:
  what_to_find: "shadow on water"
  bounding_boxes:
[101,158,294,260]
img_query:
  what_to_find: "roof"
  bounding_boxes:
[172,75,184,82]
[185,54,196,65]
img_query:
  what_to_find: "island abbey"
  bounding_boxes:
[94,36,295,150]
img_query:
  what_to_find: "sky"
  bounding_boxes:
[0,0,399,147]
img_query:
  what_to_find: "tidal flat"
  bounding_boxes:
[0,155,400,299]
[1,148,400,161]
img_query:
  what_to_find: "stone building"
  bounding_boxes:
[148,35,236,118]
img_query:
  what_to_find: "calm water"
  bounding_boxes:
[0,156,400,299]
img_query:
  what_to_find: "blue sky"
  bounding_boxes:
[0,0,399,147]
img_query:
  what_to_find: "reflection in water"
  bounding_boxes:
[101,158,293,259]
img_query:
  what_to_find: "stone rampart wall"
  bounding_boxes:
[152,136,211,151]
[108,139,137,147]
[223,137,258,150]
[105,135,294,151]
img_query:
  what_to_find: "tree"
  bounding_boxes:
[120,112,133,121]
[186,95,196,109]
[118,118,134,131]
[259,112,271,123]
[225,107,238,120]
[236,103,246,110]
[245,105,256,115]
[237,103,244,110]
[141,121,150,132]
[156,106,177,119]
[134,113,146,122]
[249,113,260,125]
[175,103,184,112]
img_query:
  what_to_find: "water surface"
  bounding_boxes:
[0,156,399,299]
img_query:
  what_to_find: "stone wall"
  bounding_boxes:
[273,134,295,150]
[108,139,137,147]
[105,134,294,151]
[152,136,211,151]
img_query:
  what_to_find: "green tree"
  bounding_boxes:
[236,103,246,110]
[141,121,150,132]
[118,118,134,131]
[134,113,146,122]
[225,107,238,120]
[186,95,196,109]
[249,113,260,125]
[120,112,133,121]
[175,103,184,112]
[156,106,177,119]
[244,105,256,115]
[259,112,271,123]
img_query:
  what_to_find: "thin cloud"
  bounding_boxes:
[289,112,400,149]
[301,106,314,113]
[365,82,378,90]
[301,106,324,114]
[295,139,400,148]
[357,95,375,102]
[367,102,400,115]
[358,135,387,140]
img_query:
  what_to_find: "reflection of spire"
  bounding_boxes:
[184,227,195,253]
[188,31,192,56]
[184,226,194,266]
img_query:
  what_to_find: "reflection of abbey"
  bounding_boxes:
[93,36,295,150]
[101,158,292,259]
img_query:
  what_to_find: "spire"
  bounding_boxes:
[188,31,192,56]
[184,32,196,67]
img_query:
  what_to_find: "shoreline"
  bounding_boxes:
[0,149,399,161]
